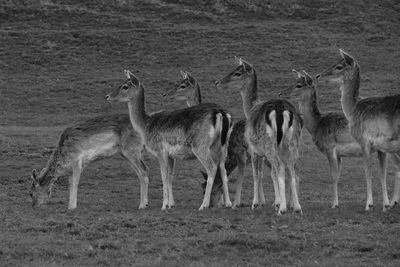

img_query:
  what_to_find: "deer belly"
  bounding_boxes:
[369,136,400,152]
[362,124,400,152]
[162,142,192,158]
[80,132,119,162]
[245,129,267,155]
[336,142,362,157]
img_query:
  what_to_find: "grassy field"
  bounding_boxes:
[1,0,400,266]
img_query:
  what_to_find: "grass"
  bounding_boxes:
[1,0,400,266]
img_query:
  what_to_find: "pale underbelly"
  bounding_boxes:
[336,142,363,157]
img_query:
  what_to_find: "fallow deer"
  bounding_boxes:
[317,49,400,211]
[216,58,303,215]
[30,114,149,210]
[167,70,274,208]
[106,70,233,211]
[281,70,365,208]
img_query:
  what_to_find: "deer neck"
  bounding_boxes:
[187,83,202,107]
[298,89,321,134]
[38,151,59,187]
[340,64,360,121]
[240,71,259,119]
[127,85,149,143]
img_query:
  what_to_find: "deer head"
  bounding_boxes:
[29,169,52,208]
[200,170,224,208]
[280,69,315,98]
[174,71,198,101]
[316,49,356,84]
[105,70,141,102]
[215,57,255,89]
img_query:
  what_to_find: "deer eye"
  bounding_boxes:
[234,72,242,77]
[179,85,186,89]
[296,84,302,88]
[335,65,343,70]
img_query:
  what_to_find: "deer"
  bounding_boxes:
[215,58,303,215]
[316,49,400,211]
[280,69,366,208]
[165,70,275,208]
[105,70,233,211]
[29,114,149,210]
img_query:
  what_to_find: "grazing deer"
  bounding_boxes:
[30,114,149,210]
[280,69,365,208]
[317,49,400,211]
[167,70,274,208]
[106,70,233,211]
[216,58,303,214]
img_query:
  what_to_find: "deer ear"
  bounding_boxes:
[124,69,133,79]
[186,72,196,86]
[31,169,38,183]
[292,69,302,78]
[200,171,208,180]
[126,71,140,86]
[180,70,188,79]
[339,49,354,66]
[302,70,313,85]
[241,59,253,73]
[234,56,243,66]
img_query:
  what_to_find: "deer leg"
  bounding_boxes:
[288,168,293,210]
[251,153,260,209]
[219,140,232,209]
[288,162,301,214]
[167,156,175,209]
[389,153,400,208]
[257,157,265,206]
[288,166,301,211]
[158,155,170,211]
[326,150,340,209]
[140,160,150,208]
[219,160,232,208]
[277,162,287,215]
[377,151,389,211]
[194,149,218,210]
[270,166,280,210]
[393,172,400,208]
[264,159,279,208]
[362,147,374,211]
[68,160,83,210]
[122,151,149,209]
[233,154,246,208]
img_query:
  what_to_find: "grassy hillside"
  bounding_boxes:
[1,0,400,266]
[1,0,399,125]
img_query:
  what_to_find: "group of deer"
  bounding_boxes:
[30,49,400,215]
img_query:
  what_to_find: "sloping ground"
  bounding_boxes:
[1,0,400,266]
[1,0,399,125]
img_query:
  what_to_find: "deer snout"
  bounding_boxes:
[105,94,111,101]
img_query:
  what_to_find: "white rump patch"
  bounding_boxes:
[282,110,293,141]
[209,126,216,138]
[209,113,222,138]
[267,110,277,138]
